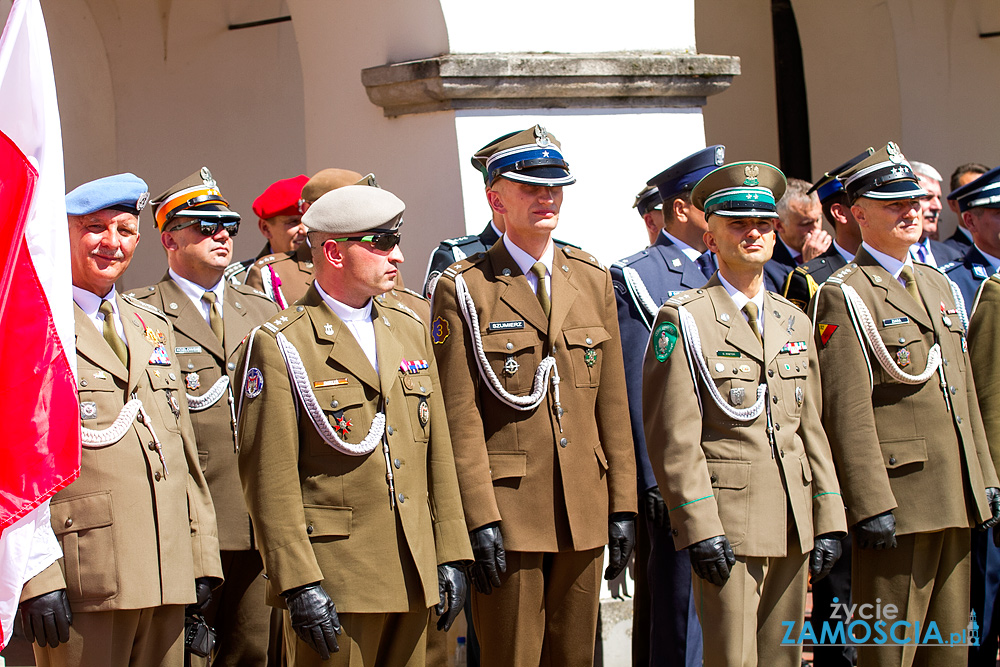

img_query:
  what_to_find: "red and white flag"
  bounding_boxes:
[0,0,80,648]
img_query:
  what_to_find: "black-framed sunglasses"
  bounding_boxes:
[331,232,401,251]
[169,219,241,237]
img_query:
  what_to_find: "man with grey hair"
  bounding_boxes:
[908,161,961,267]
[763,177,831,292]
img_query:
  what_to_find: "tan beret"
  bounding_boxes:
[301,168,364,203]
[302,185,404,235]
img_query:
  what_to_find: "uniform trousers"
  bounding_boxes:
[283,609,428,667]
[472,547,603,667]
[853,528,970,667]
[692,530,809,667]
[32,604,185,667]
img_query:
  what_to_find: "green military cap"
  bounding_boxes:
[692,161,786,219]
[472,125,575,187]
[302,185,404,235]
[840,142,926,203]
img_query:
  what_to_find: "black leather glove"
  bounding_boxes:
[644,486,669,530]
[19,589,72,648]
[186,577,213,616]
[605,513,637,580]
[282,583,342,659]
[688,535,736,586]
[810,533,843,582]
[855,511,897,550]
[980,488,1000,530]
[434,563,468,632]
[469,523,506,595]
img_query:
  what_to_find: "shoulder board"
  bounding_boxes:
[262,306,307,333]
[553,238,581,250]
[665,290,705,308]
[376,293,423,322]
[768,291,800,310]
[799,258,832,276]
[255,253,289,267]
[914,260,945,275]
[826,262,860,285]
[440,234,480,248]
[398,286,428,302]
[121,292,167,318]
[562,246,604,270]
[991,274,1000,285]
[224,259,254,281]
[231,282,272,301]
[439,252,487,281]
[125,284,158,300]
[939,260,961,273]
[612,248,651,270]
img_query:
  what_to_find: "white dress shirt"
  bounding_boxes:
[503,234,554,299]
[169,269,225,327]
[862,242,913,289]
[73,285,126,342]
[718,272,765,335]
[315,282,378,372]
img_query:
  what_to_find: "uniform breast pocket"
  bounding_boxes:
[51,491,118,602]
[775,355,809,418]
[401,372,433,442]
[177,353,217,397]
[77,367,122,438]
[707,356,759,409]
[148,370,183,433]
[481,331,542,396]
[563,326,612,388]
[877,323,927,382]
[312,384,367,454]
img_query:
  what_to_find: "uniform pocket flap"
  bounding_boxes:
[401,373,433,397]
[314,384,365,411]
[707,460,750,490]
[178,353,217,373]
[776,358,808,378]
[303,504,353,537]
[77,369,118,392]
[707,357,758,380]
[147,371,179,391]
[881,437,928,469]
[481,331,540,354]
[488,451,528,481]
[563,326,612,349]
[594,444,609,470]
[800,454,813,484]
[51,491,113,536]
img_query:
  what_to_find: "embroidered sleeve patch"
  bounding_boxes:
[818,323,838,347]
[653,322,678,362]
[245,368,264,398]
[432,316,450,344]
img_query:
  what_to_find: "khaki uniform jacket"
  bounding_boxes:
[431,242,637,553]
[811,250,999,533]
[965,275,1000,477]
[237,286,472,613]
[129,277,278,551]
[642,278,846,557]
[22,294,222,611]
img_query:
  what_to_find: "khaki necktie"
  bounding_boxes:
[530,262,550,318]
[99,299,128,366]
[742,301,762,347]
[202,292,224,345]
[899,265,926,314]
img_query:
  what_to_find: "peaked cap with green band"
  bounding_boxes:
[691,161,786,219]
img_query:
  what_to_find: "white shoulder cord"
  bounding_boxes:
[453,274,564,430]
[677,305,767,421]
[947,278,968,331]
[622,266,658,330]
[186,375,229,412]
[839,284,941,384]
[275,332,384,456]
[82,397,169,476]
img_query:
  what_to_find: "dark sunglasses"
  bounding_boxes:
[169,219,241,237]
[331,232,401,251]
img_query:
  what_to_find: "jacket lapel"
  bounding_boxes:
[223,288,255,361]
[74,304,128,381]
[855,250,932,329]
[707,281,764,363]
[763,293,793,364]
[117,296,157,395]
[372,302,404,394]
[489,242,549,334]
[307,299,381,393]
[159,279,225,361]
[548,248,579,337]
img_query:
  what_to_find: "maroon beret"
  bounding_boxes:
[252,175,308,219]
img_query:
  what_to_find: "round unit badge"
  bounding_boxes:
[245,368,264,398]
[418,397,430,428]
[186,372,201,391]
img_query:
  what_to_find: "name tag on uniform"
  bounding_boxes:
[882,317,909,327]
[175,346,203,354]
[488,320,525,332]
[717,351,741,358]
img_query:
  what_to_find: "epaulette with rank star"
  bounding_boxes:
[121,292,167,318]
[767,290,801,311]
[224,259,255,283]
[826,262,860,285]
[231,282,272,301]
[256,254,282,267]
[562,245,604,270]
[665,289,705,308]
[125,284,159,299]
[261,304,308,333]
[439,252,487,282]
[440,234,480,249]
[377,292,423,323]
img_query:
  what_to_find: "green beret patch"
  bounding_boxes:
[654,322,678,362]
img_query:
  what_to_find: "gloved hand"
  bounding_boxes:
[980,488,1000,530]
[809,533,843,581]
[282,582,342,659]
[644,486,669,530]
[186,577,213,616]
[434,563,468,631]
[605,513,637,580]
[688,535,736,586]
[855,511,897,550]
[469,523,506,595]
[19,589,72,648]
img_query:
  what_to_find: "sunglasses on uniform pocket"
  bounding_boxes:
[169,219,241,237]
[332,232,401,251]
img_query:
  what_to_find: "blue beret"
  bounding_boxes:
[648,145,725,203]
[66,173,149,216]
[948,165,1000,212]
[807,148,874,203]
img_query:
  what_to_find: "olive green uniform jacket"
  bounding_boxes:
[430,242,637,553]
[237,286,472,612]
[22,294,222,610]
[642,278,846,557]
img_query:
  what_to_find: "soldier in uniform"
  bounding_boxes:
[611,146,725,667]
[633,183,664,246]
[237,185,471,666]
[431,125,637,666]
[811,143,1000,667]
[783,149,873,310]
[942,165,1000,317]
[18,174,223,667]
[943,163,989,254]
[129,168,279,666]
[642,161,846,667]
